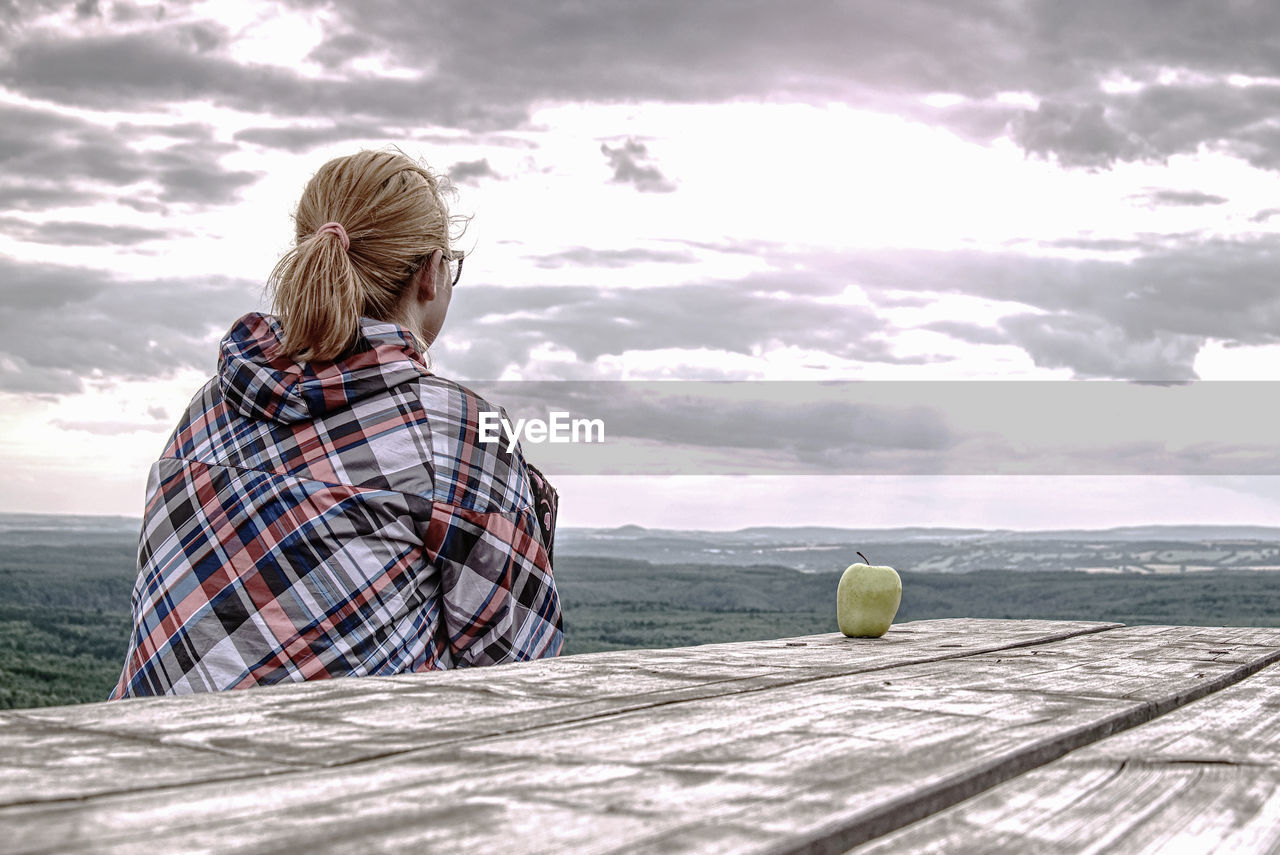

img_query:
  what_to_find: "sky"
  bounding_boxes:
[2,0,1280,530]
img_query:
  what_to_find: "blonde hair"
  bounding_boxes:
[268,149,466,361]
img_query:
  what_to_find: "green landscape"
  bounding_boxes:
[2,515,1280,709]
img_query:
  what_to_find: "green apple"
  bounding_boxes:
[837,551,902,638]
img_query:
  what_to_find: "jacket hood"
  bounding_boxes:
[217,312,429,424]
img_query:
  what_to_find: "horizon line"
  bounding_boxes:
[3,511,1280,537]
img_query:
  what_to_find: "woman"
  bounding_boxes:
[111,150,564,698]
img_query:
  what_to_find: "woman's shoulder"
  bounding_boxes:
[411,374,533,514]
[412,374,508,429]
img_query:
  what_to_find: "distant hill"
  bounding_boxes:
[1,513,1279,709]
[563,523,1280,544]
[0,513,139,546]
[5,514,1280,574]
[556,523,1280,573]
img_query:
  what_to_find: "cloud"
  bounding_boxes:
[999,312,1204,380]
[3,0,1279,396]
[447,158,498,185]
[600,139,676,192]
[921,320,1009,347]
[1011,100,1152,169]
[300,0,1280,171]
[531,247,696,268]
[838,238,1280,378]
[424,232,1280,382]
[6,0,1280,172]
[304,30,378,70]
[233,122,395,150]
[0,216,174,246]
[6,236,1277,396]
[1129,188,1229,207]
[0,256,256,395]
[49,418,167,434]
[436,269,902,379]
[1102,80,1280,171]
[0,24,525,130]
[0,104,259,211]
[1043,237,1151,253]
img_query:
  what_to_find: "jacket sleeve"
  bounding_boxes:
[426,442,565,668]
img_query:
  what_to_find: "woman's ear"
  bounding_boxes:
[412,249,442,303]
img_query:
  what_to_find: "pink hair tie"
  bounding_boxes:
[315,221,350,251]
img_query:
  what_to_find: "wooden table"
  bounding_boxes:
[4,618,1280,854]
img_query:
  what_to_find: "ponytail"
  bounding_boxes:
[267,149,468,363]
[269,228,361,361]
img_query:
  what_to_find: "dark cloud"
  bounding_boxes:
[447,158,498,185]
[0,256,255,395]
[3,0,1279,396]
[838,237,1280,379]
[1101,81,1280,172]
[5,237,1275,394]
[0,104,259,210]
[6,0,1280,171]
[305,31,378,70]
[184,22,229,54]
[0,28,527,130]
[1044,233,1201,252]
[233,122,396,149]
[1011,100,1151,169]
[1,29,249,108]
[427,234,1280,381]
[600,139,676,192]
[0,216,174,246]
[1043,237,1150,253]
[1130,188,1229,207]
[0,183,93,210]
[304,0,1280,171]
[107,1,166,24]
[150,146,259,204]
[999,312,1204,380]
[128,121,241,142]
[531,247,696,269]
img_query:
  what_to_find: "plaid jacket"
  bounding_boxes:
[111,312,564,698]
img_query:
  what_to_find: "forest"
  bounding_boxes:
[3,533,1280,709]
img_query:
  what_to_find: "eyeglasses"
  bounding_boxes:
[442,250,464,288]
[413,249,464,287]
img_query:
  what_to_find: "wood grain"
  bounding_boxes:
[846,654,1280,854]
[2,618,1116,805]
[4,621,1278,855]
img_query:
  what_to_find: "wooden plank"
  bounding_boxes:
[1,618,1116,805]
[845,657,1280,854]
[5,624,1278,855]
[0,713,308,813]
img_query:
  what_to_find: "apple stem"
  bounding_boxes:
[857,551,869,564]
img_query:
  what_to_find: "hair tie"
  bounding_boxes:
[315,221,350,252]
